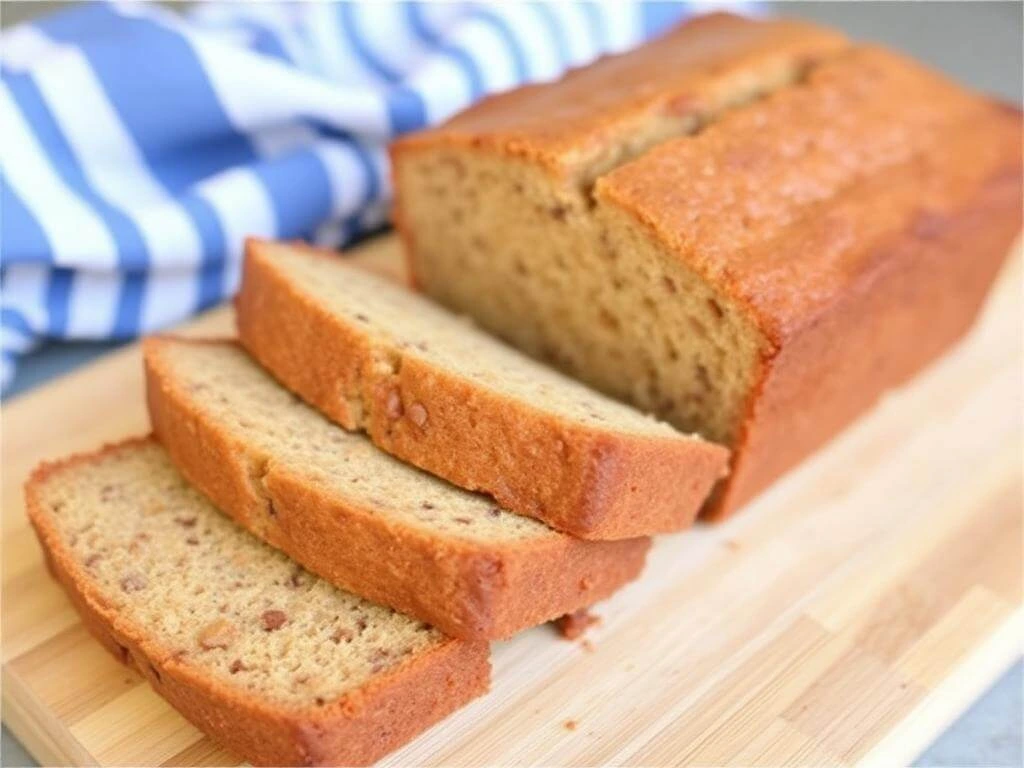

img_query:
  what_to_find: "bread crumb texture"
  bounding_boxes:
[33,441,447,709]
[159,341,555,543]
[262,243,687,440]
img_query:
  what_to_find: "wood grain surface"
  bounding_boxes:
[2,235,1021,767]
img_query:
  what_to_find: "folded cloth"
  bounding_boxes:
[0,0,757,392]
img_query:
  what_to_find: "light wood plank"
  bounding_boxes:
[70,685,208,766]
[7,625,143,722]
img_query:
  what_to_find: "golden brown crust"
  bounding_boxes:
[392,13,847,175]
[708,120,1023,518]
[596,46,1009,342]
[24,439,491,767]
[235,240,728,539]
[145,339,651,639]
[391,13,847,296]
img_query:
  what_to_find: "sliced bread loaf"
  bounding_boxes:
[144,337,650,640]
[391,12,1023,518]
[25,438,489,767]
[235,239,729,539]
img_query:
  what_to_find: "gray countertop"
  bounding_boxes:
[2,2,1021,766]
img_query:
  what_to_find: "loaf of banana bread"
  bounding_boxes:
[392,12,1023,518]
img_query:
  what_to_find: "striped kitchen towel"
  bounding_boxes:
[0,0,756,393]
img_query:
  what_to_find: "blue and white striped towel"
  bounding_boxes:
[0,1,756,393]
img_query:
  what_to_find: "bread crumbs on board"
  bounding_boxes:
[554,609,600,640]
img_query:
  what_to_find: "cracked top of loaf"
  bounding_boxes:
[394,12,1022,342]
[395,13,849,176]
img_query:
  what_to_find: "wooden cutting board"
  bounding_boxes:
[3,234,1021,767]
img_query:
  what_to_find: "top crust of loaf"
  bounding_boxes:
[394,13,1022,343]
[596,48,1023,343]
[392,13,848,177]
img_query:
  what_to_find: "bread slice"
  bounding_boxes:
[234,240,729,540]
[144,337,650,640]
[25,439,489,767]
[391,12,1023,518]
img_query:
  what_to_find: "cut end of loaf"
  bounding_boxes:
[390,13,838,450]
[393,145,766,449]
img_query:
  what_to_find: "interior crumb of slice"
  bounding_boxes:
[158,342,556,543]
[34,441,446,709]
[396,148,762,446]
[263,244,690,440]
